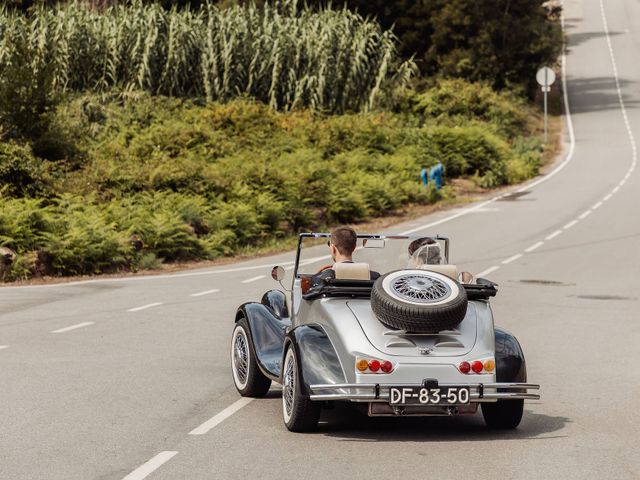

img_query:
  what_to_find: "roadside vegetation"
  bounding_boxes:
[0,1,560,281]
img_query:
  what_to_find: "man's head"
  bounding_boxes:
[329,226,357,262]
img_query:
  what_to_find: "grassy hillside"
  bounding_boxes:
[0,80,545,281]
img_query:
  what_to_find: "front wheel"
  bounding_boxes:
[282,344,321,432]
[231,317,271,397]
[481,399,524,429]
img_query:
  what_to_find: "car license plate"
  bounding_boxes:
[389,386,470,406]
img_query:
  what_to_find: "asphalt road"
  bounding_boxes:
[2,0,640,479]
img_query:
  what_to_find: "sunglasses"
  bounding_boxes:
[327,240,332,247]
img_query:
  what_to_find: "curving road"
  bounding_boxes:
[1,1,640,479]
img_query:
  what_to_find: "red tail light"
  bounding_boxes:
[458,361,471,374]
[356,357,394,374]
[381,360,393,373]
[459,358,495,374]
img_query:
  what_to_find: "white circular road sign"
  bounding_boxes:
[536,66,556,87]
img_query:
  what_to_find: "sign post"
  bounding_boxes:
[536,67,556,144]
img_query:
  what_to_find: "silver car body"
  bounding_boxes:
[288,233,539,415]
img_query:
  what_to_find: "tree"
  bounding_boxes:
[424,0,562,91]
[309,0,562,92]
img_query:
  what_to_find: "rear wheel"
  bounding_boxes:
[231,317,271,397]
[481,399,524,429]
[282,344,321,432]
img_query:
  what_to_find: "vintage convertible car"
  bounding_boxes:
[230,233,540,432]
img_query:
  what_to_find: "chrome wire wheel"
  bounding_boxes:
[392,274,451,303]
[231,326,249,389]
[282,348,296,423]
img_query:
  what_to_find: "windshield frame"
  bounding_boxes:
[294,232,450,277]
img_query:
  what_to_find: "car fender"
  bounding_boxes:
[236,302,290,379]
[494,327,527,382]
[261,289,289,319]
[283,325,347,396]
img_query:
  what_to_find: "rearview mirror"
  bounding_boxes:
[271,265,285,282]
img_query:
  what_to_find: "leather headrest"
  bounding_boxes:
[334,262,371,280]
[418,264,458,280]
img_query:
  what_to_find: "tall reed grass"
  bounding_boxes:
[0,0,414,112]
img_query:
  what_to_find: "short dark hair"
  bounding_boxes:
[330,226,357,256]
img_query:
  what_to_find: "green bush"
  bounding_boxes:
[409,80,528,137]
[0,82,544,281]
[0,197,51,251]
[0,142,51,197]
[42,198,130,275]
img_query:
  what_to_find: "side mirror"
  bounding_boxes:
[271,265,291,292]
[458,271,474,284]
[271,265,285,282]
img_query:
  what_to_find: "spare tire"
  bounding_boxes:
[371,269,468,333]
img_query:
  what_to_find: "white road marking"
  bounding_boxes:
[127,302,163,312]
[241,275,266,284]
[564,220,579,230]
[578,210,592,220]
[0,345,9,350]
[619,179,626,186]
[545,230,563,241]
[189,397,254,435]
[612,186,620,193]
[189,289,220,297]
[599,0,638,184]
[51,322,94,334]
[525,241,544,253]
[121,451,178,480]
[5,261,296,289]
[477,266,500,277]
[474,207,501,213]
[592,201,603,210]
[603,193,613,201]
[502,254,523,265]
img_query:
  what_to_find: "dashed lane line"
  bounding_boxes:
[578,210,592,220]
[0,345,8,350]
[127,302,163,313]
[525,241,544,253]
[51,322,94,334]
[241,275,266,284]
[592,201,603,210]
[502,254,523,265]
[477,266,500,277]
[189,289,220,297]
[121,451,178,480]
[563,220,579,230]
[189,397,254,435]
[545,230,563,241]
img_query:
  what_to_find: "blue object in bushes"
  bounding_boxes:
[430,163,443,190]
[420,164,443,190]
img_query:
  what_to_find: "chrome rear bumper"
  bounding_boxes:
[309,382,540,402]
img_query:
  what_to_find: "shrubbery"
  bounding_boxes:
[0,82,543,280]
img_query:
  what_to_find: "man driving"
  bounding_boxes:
[314,226,380,282]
